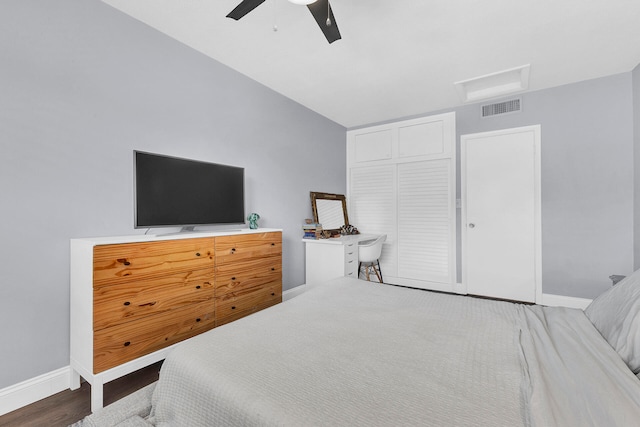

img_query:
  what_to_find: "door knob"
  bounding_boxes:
[468,223,475,228]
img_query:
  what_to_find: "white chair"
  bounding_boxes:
[358,234,386,283]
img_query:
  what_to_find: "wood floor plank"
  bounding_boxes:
[0,362,162,427]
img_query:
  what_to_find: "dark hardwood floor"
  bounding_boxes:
[0,361,162,427]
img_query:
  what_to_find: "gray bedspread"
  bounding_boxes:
[144,277,640,426]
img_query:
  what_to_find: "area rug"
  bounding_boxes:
[69,382,155,427]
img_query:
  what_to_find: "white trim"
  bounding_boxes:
[541,293,592,310]
[283,284,310,301]
[0,366,70,416]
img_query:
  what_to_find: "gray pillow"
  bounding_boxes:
[585,270,640,374]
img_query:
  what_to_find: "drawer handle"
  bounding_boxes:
[195,285,201,289]
[196,318,201,322]
[271,243,275,246]
[271,268,275,271]
[124,341,131,347]
[231,248,236,253]
[117,258,131,266]
[231,306,236,310]
[271,292,275,296]
[123,301,131,306]
[195,252,201,257]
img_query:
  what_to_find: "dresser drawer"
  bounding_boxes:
[215,283,282,326]
[93,238,215,286]
[93,300,215,373]
[94,268,215,331]
[216,256,281,296]
[215,232,281,265]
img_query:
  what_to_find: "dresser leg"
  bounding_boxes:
[69,369,81,390]
[90,378,104,413]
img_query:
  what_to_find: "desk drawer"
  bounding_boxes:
[344,241,358,277]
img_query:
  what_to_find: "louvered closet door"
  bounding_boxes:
[347,112,456,292]
[397,160,453,285]
[349,165,397,278]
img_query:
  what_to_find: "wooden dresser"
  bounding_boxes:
[70,229,282,412]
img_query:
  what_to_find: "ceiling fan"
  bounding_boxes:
[226,0,341,44]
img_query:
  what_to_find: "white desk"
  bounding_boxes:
[303,234,379,284]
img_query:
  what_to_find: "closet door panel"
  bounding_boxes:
[397,160,453,284]
[398,121,444,158]
[353,130,393,163]
[349,165,397,277]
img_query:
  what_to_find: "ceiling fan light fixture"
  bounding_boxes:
[288,0,317,4]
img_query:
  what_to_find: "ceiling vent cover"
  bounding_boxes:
[481,98,521,118]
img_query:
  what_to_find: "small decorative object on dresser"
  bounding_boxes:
[247,212,260,229]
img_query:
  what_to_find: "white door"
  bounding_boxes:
[461,126,541,302]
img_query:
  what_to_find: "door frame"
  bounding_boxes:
[460,125,542,303]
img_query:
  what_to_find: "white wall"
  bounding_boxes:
[0,0,346,389]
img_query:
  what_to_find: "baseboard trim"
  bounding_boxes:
[0,366,70,416]
[282,284,310,301]
[541,293,592,310]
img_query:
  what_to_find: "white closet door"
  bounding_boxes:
[349,165,397,278]
[462,126,541,303]
[397,160,454,286]
[347,112,456,291]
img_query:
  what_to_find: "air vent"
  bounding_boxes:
[481,98,521,118]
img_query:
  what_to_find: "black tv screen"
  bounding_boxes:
[134,151,245,229]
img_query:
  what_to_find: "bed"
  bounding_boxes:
[76,273,640,427]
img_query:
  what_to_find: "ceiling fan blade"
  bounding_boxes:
[226,0,266,20]
[307,0,341,43]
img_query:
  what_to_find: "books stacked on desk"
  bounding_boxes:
[302,222,322,239]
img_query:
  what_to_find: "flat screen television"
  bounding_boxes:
[134,151,245,230]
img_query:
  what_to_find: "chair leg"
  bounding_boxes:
[372,260,383,283]
[358,262,362,279]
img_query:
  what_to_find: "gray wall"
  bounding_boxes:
[633,64,640,270]
[456,74,634,299]
[353,73,635,300]
[0,0,345,388]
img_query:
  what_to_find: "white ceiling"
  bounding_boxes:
[102,0,640,128]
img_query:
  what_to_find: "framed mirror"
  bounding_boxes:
[310,192,349,235]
